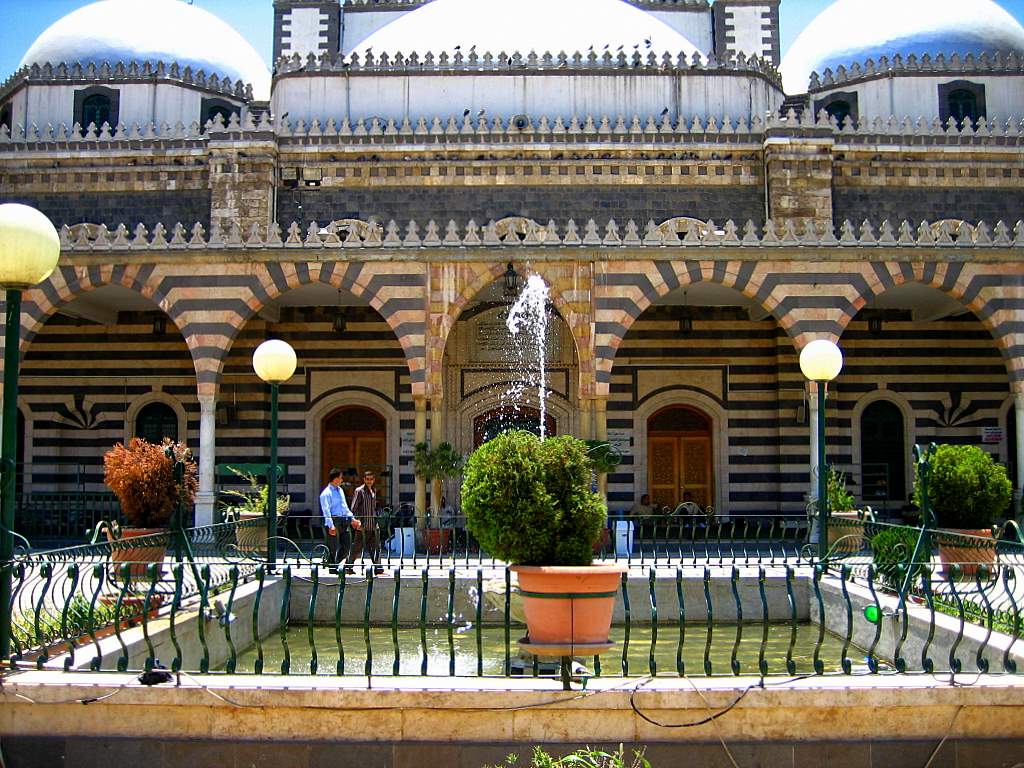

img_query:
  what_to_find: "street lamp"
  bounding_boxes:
[0,204,60,663]
[799,338,844,562]
[253,339,297,570]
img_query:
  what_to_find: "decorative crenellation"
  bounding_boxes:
[6,109,1024,147]
[808,51,1024,91]
[342,0,710,5]
[0,60,255,103]
[273,48,781,84]
[57,217,1024,251]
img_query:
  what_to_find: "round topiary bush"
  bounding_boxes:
[461,430,607,566]
[914,443,1012,529]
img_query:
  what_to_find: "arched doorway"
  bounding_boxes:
[860,400,906,508]
[473,406,556,448]
[321,406,388,504]
[647,406,713,509]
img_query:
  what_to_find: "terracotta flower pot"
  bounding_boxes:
[108,527,168,581]
[235,513,270,553]
[511,564,626,647]
[937,528,995,579]
[827,510,866,554]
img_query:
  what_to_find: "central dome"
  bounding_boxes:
[780,0,1024,93]
[19,0,271,99]
[356,0,699,58]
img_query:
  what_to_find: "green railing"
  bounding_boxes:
[15,491,122,542]
[8,530,1024,680]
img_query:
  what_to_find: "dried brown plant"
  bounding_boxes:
[103,438,198,528]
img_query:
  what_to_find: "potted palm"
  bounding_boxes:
[220,466,291,554]
[414,441,463,554]
[917,443,1012,577]
[461,430,625,651]
[103,438,197,578]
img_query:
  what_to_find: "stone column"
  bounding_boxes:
[595,397,608,502]
[194,394,217,526]
[430,395,445,513]
[763,127,835,235]
[1016,393,1024,512]
[579,397,593,441]
[414,396,427,530]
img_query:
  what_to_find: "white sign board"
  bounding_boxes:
[982,427,1004,444]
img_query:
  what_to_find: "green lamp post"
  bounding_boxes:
[252,338,297,570]
[0,204,60,663]
[799,338,844,563]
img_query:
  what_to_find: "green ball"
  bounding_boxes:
[863,605,881,625]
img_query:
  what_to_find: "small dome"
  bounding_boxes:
[780,0,1024,93]
[19,0,271,99]
[356,0,699,58]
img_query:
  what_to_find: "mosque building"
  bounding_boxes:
[0,0,1022,528]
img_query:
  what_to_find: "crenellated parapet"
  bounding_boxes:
[273,48,781,84]
[56,217,1024,252]
[0,60,255,103]
[6,109,1024,148]
[809,51,1024,91]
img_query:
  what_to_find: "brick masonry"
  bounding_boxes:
[276,185,767,230]
[834,186,1024,227]
[0,191,212,230]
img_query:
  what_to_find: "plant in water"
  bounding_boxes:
[220,466,291,519]
[913,443,1012,529]
[486,745,651,768]
[869,526,925,590]
[825,465,855,513]
[461,430,606,565]
[103,437,198,529]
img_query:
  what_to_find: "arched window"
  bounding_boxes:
[825,100,852,127]
[814,91,858,128]
[201,98,240,132]
[74,86,120,129]
[81,95,112,128]
[939,81,985,127]
[135,402,178,445]
[860,400,905,506]
[947,90,978,125]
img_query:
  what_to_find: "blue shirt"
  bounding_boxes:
[320,483,352,530]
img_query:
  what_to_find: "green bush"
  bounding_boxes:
[914,444,1012,529]
[869,526,925,589]
[826,466,855,513]
[488,745,651,768]
[461,430,606,566]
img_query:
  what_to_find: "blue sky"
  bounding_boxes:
[2,0,1024,79]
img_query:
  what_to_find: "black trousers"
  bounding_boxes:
[348,527,381,565]
[325,519,353,564]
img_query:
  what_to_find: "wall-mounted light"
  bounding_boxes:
[867,316,883,335]
[152,315,167,335]
[678,290,692,334]
[503,262,519,299]
[333,290,347,333]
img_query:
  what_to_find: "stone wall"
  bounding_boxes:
[1,191,211,230]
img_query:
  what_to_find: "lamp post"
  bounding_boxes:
[0,204,60,663]
[253,339,297,570]
[799,339,844,562]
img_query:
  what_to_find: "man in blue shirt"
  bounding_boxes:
[320,467,356,570]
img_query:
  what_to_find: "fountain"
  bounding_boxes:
[503,273,551,439]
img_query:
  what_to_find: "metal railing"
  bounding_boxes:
[8,521,1024,680]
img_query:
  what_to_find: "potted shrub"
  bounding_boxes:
[916,443,1012,577]
[414,441,463,554]
[461,430,625,651]
[869,526,926,592]
[103,437,198,579]
[824,466,868,554]
[220,466,291,554]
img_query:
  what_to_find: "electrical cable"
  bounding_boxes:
[922,705,962,768]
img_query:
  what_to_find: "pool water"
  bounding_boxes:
[228,623,870,677]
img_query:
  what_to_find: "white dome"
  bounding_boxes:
[356,0,699,58]
[19,0,271,99]
[780,0,1024,93]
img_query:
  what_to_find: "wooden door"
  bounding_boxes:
[321,407,387,505]
[648,437,679,511]
[647,406,714,510]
